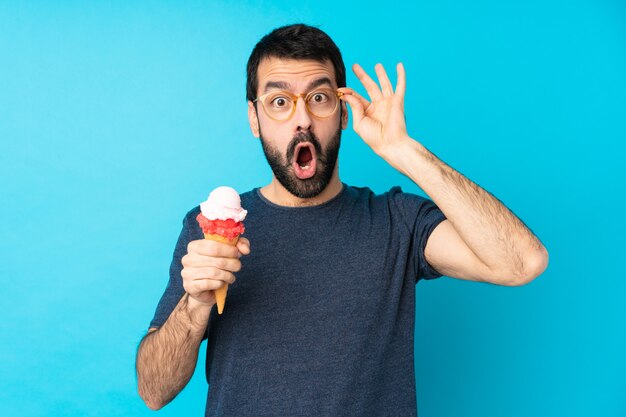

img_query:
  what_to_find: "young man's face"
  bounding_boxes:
[247,57,348,198]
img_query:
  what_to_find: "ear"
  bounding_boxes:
[248,101,260,138]
[340,101,348,130]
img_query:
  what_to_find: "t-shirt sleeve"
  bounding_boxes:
[149,207,202,331]
[389,186,447,282]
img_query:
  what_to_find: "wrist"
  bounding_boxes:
[379,136,424,176]
[183,294,212,332]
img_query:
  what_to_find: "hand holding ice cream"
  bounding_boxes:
[195,186,247,314]
[181,186,249,314]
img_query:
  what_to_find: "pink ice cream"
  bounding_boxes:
[195,186,247,315]
[200,186,247,222]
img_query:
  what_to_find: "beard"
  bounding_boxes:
[259,124,342,199]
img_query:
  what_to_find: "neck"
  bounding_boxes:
[260,167,343,207]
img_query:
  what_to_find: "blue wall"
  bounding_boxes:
[1,1,624,416]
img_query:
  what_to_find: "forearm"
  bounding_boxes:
[136,293,211,410]
[385,138,547,277]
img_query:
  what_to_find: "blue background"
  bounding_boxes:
[1,1,625,416]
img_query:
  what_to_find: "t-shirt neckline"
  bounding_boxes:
[254,182,348,211]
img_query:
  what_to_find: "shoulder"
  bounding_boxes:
[182,205,202,224]
[342,184,430,224]
[239,188,257,207]
[342,183,398,202]
[381,185,444,231]
[346,184,430,208]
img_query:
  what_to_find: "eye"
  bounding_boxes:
[309,92,329,103]
[269,96,290,108]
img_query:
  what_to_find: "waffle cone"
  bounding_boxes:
[203,232,240,314]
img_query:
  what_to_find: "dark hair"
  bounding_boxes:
[246,23,346,102]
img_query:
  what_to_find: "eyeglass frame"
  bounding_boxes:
[253,88,344,122]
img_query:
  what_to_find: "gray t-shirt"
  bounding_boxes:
[149,183,447,416]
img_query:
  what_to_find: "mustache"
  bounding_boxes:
[284,132,326,166]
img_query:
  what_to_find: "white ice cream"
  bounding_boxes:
[200,186,247,222]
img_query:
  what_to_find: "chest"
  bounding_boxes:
[227,208,411,317]
[204,202,417,371]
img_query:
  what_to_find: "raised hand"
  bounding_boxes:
[339,62,411,158]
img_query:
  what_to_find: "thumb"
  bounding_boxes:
[237,238,250,255]
[340,93,365,126]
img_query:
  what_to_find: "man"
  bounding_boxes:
[136,24,548,416]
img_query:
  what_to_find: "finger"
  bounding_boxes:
[339,93,365,125]
[183,277,227,300]
[237,238,250,255]
[340,87,371,111]
[352,63,383,101]
[189,239,240,258]
[183,253,242,271]
[187,266,237,284]
[208,257,242,273]
[395,62,406,98]
[375,63,393,97]
[192,278,228,293]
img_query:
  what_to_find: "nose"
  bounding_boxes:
[292,95,312,131]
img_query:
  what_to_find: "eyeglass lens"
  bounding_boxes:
[262,89,338,120]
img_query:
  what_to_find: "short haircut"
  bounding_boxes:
[246,23,346,102]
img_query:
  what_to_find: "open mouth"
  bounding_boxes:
[292,142,317,179]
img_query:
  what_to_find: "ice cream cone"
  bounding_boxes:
[196,186,247,316]
[203,233,240,315]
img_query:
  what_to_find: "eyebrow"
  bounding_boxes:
[262,77,333,94]
[263,81,290,93]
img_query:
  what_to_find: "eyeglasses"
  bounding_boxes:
[253,88,344,122]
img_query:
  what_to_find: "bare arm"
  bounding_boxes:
[390,141,548,284]
[340,63,548,285]
[135,236,250,410]
[136,293,212,410]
